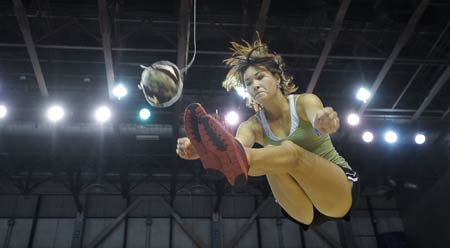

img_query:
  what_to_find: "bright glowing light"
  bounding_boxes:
[113,84,127,99]
[47,105,65,122]
[356,87,371,102]
[95,106,111,123]
[139,108,151,120]
[362,131,374,143]
[347,113,360,126]
[384,131,398,144]
[225,111,240,125]
[0,105,7,119]
[235,86,249,99]
[415,134,426,144]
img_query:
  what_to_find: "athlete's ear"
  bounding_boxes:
[273,72,281,83]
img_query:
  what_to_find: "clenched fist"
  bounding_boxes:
[313,107,340,135]
[176,137,200,160]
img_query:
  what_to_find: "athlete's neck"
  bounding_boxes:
[262,94,290,121]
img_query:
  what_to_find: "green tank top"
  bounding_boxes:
[257,95,351,169]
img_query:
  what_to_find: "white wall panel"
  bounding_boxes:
[126,218,170,248]
[259,219,279,247]
[172,219,211,248]
[0,219,8,246]
[32,219,74,248]
[305,221,340,247]
[9,219,32,248]
[223,218,258,248]
[281,219,304,247]
[125,218,147,248]
[83,218,124,248]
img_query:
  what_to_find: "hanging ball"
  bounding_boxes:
[138,61,183,108]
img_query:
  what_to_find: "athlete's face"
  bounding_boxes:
[243,66,280,104]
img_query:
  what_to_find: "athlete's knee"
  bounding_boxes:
[320,192,353,218]
[280,140,303,165]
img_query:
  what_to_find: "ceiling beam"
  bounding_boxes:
[442,106,450,121]
[357,0,430,115]
[2,42,448,65]
[412,65,450,120]
[12,0,48,97]
[306,0,351,93]
[253,0,271,40]
[392,21,450,109]
[98,0,115,99]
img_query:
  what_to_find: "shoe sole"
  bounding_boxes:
[198,115,248,186]
[184,103,222,172]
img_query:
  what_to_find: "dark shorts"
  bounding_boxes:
[280,166,360,231]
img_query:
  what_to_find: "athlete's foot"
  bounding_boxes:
[198,114,249,186]
[184,103,222,172]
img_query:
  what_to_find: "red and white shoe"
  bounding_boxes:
[198,114,249,186]
[184,103,222,174]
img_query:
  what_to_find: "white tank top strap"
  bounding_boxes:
[289,94,300,135]
[257,95,300,141]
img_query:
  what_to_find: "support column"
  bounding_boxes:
[71,195,87,248]
[211,212,222,248]
[2,219,15,248]
[27,195,42,248]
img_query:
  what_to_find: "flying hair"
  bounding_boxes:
[222,33,298,109]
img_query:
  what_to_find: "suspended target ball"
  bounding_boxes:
[138,61,183,108]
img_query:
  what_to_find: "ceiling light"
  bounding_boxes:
[225,111,240,125]
[414,134,426,145]
[362,131,374,143]
[139,108,151,120]
[95,106,111,123]
[47,105,65,122]
[356,87,371,103]
[384,131,398,144]
[347,113,360,126]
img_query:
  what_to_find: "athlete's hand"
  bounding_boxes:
[176,137,200,160]
[313,107,340,135]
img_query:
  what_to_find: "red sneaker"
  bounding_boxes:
[184,103,223,173]
[198,115,249,186]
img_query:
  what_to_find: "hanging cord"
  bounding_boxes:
[180,0,197,73]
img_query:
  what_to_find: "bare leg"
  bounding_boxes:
[246,140,353,218]
[267,173,314,224]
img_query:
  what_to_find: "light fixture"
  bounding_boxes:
[362,131,374,143]
[384,131,398,144]
[113,83,127,100]
[0,105,7,119]
[356,87,371,103]
[414,134,426,145]
[225,111,240,126]
[139,108,151,120]
[95,106,111,123]
[46,105,65,122]
[347,113,360,126]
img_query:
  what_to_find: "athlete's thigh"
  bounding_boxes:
[266,173,314,225]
